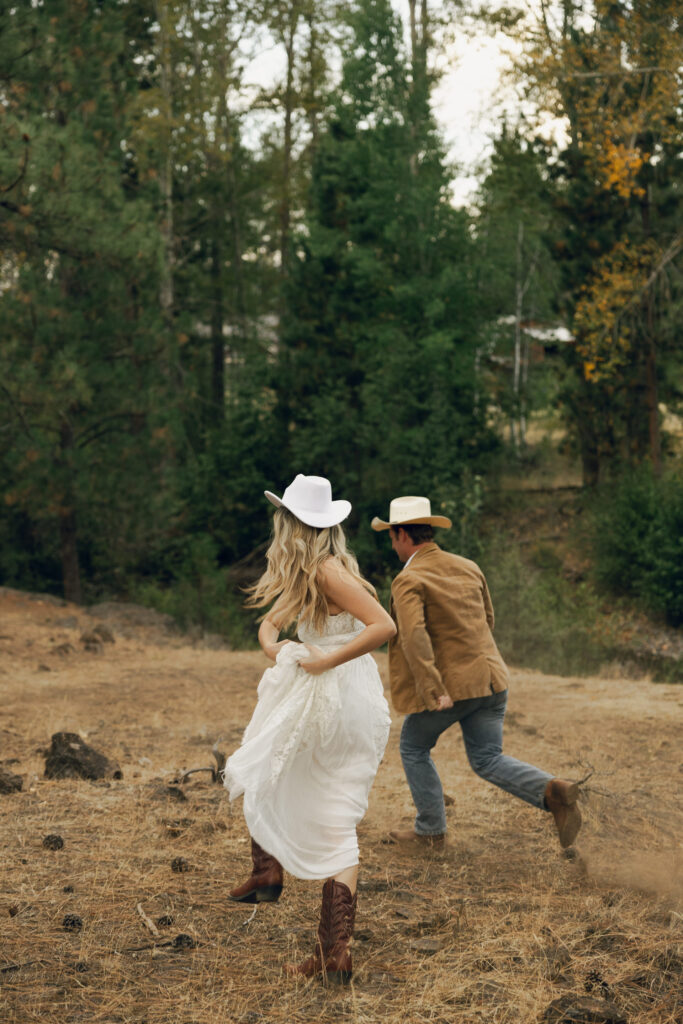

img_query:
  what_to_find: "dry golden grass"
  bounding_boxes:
[1,589,681,1024]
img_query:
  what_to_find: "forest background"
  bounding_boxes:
[1,0,681,678]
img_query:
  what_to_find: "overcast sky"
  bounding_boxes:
[243,2,538,208]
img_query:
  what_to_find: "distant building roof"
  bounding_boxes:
[496,317,574,344]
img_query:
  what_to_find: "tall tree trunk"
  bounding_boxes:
[210,232,225,423]
[216,43,247,406]
[513,220,523,450]
[407,0,429,273]
[280,9,299,283]
[640,191,662,476]
[644,290,662,477]
[155,0,175,340]
[305,7,320,153]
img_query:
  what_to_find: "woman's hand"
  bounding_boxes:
[300,643,332,676]
[263,639,290,661]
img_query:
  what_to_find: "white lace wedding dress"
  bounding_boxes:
[223,611,391,879]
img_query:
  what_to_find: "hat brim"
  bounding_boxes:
[264,491,351,528]
[371,514,452,532]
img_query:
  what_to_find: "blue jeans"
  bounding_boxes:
[399,690,552,836]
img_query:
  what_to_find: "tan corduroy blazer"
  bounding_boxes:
[388,543,509,714]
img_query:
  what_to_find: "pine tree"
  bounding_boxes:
[275,0,494,565]
[0,0,168,600]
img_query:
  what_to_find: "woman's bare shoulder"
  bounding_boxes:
[317,556,361,587]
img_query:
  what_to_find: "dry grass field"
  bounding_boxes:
[1,589,681,1024]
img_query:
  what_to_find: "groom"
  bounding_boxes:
[371,495,581,849]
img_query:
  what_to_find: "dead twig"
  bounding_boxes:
[241,906,258,928]
[136,902,160,939]
[177,738,227,785]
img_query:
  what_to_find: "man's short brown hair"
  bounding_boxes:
[390,523,435,545]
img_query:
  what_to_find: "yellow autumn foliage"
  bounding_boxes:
[574,239,661,383]
[517,0,681,201]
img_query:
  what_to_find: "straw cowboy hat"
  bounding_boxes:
[371,495,452,531]
[265,474,351,528]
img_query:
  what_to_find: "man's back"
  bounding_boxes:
[388,542,509,713]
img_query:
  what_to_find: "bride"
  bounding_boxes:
[223,474,395,984]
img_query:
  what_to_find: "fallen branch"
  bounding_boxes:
[177,738,227,785]
[136,902,160,939]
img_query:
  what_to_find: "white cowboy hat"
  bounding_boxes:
[264,474,351,528]
[371,495,452,531]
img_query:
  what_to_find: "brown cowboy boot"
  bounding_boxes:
[228,838,283,903]
[286,879,356,984]
[388,828,445,847]
[544,779,582,848]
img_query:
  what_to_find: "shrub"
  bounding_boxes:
[480,541,607,676]
[589,468,683,626]
[129,534,258,648]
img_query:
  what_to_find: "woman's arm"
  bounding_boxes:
[257,598,289,660]
[301,560,396,676]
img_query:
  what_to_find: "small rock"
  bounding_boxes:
[42,833,64,850]
[409,937,442,955]
[171,857,191,873]
[0,765,23,794]
[172,932,196,949]
[543,994,627,1023]
[62,913,83,933]
[44,732,121,781]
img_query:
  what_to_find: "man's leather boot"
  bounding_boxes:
[286,879,356,984]
[228,838,283,903]
[544,779,581,848]
[389,828,445,847]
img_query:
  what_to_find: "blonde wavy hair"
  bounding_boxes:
[245,507,376,632]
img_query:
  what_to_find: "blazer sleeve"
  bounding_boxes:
[481,572,495,631]
[392,575,448,710]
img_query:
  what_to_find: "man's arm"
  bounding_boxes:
[392,576,451,711]
[481,573,495,631]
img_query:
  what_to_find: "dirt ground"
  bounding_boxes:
[1,589,682,1024]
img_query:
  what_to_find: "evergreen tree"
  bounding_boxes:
[0,0,168,600]
[474,127,562,450]
[276,0,495,568]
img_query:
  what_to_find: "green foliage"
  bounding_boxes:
[0,0,169,601]
[480,541,608,677]
[589,468,683,626]
[275,0,497,576]
[129,533,258,647]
